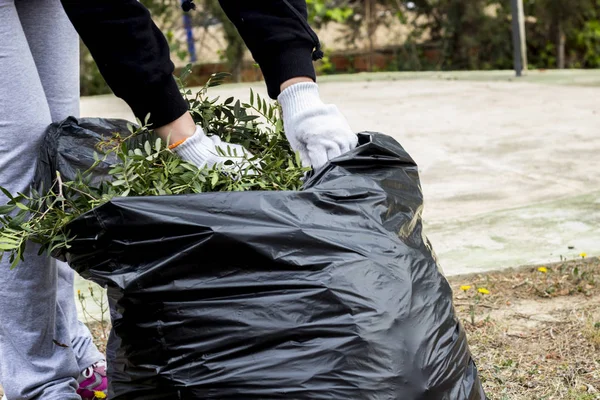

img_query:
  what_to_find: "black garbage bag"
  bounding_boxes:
[36,117,486,399]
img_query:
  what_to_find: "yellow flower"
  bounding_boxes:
[537,266,548,273]
[580,252,587,258]
[477,288,490,295]
[460,285,472,292]
[94,391,107,399]
[77,290,81,295]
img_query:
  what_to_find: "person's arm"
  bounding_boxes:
[218,0,322,99]
[218,1,356,169]
[60,0,319,123]
[61,0,355,170]
[61,0,189,132]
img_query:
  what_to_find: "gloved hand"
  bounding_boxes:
[170,126,255,172]
[278,82,357,170]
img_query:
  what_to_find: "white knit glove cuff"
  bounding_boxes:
[173,126,249,169]
[278,82,324,118]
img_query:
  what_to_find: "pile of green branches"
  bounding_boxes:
[0,69,308,268]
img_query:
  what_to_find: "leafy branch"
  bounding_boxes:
[0,69,308,268]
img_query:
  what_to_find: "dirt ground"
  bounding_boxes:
[450,257,600,399]
[1,258,598,399]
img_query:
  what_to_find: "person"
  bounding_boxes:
[0,0,357,399]
[0,0,108,399]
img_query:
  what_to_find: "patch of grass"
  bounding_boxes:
[449,257,600,399]
[583,318,600,351]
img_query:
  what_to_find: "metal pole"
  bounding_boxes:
[517,0,528,71]
[510,0,523,77]
[182,4,197,62]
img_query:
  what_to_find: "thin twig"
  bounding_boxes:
[512,280,529,289]
[56,171,65,211]
[455,302,499,310]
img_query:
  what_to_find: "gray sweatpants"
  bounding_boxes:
[0,0,104,398]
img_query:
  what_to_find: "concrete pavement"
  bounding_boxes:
[76,73,600,316]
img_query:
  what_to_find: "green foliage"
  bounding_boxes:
[200,0,246,82]
[80,0,187,96]
[524,0,598,68]
[310,0,599,72]
[576,20,600,67]
[315,48,337,75]
[0,71,307,268]
[404,0,514,70]
[142,0,189,61]
[306,0,354,26]
[79,0,600,95]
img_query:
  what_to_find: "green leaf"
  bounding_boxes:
[180,63,193,84]
[234,100,241,118]
[8,212,26,229]
[211,173,219,186]
[239,115,259,122]
[15,202,28,211]
[0,243,18,250]
[144,140,152,156]
[180,163,197,172]
[222,108,235,121]
[10,246,22,269]
[0,187,14,201]
[250,89,254,106]
[275,118,283,133]
[0,205,16,215]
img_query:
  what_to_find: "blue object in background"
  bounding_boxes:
[182,2,197,62]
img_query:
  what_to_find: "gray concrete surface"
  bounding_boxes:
[75,73,600,317]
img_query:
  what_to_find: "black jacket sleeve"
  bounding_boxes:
[218,0,320,99]
[60,0,320,127]
[61,0,189,128]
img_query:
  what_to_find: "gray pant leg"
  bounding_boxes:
[0,0,80,398]
[15,0,80,122]
[57,263,105,372]
[16,0,104,374]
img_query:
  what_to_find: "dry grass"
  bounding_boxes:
[448,257,600,399]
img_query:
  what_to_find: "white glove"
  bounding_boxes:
[278,82,357,170]
[172,126,255,171]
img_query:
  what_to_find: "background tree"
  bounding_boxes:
[526,0,597,68]
[197,0,246,82]
[306,0,406,71]
[77,0,600,95]
[403,0,513,70]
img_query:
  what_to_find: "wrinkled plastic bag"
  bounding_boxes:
[36,117,486,399]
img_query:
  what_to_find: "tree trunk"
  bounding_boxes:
[204,0,245,82]
[365,0,375,72]
[557,22,566,69]
[228,39,245,83]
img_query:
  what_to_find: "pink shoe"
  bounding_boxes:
[77,360,108,399]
